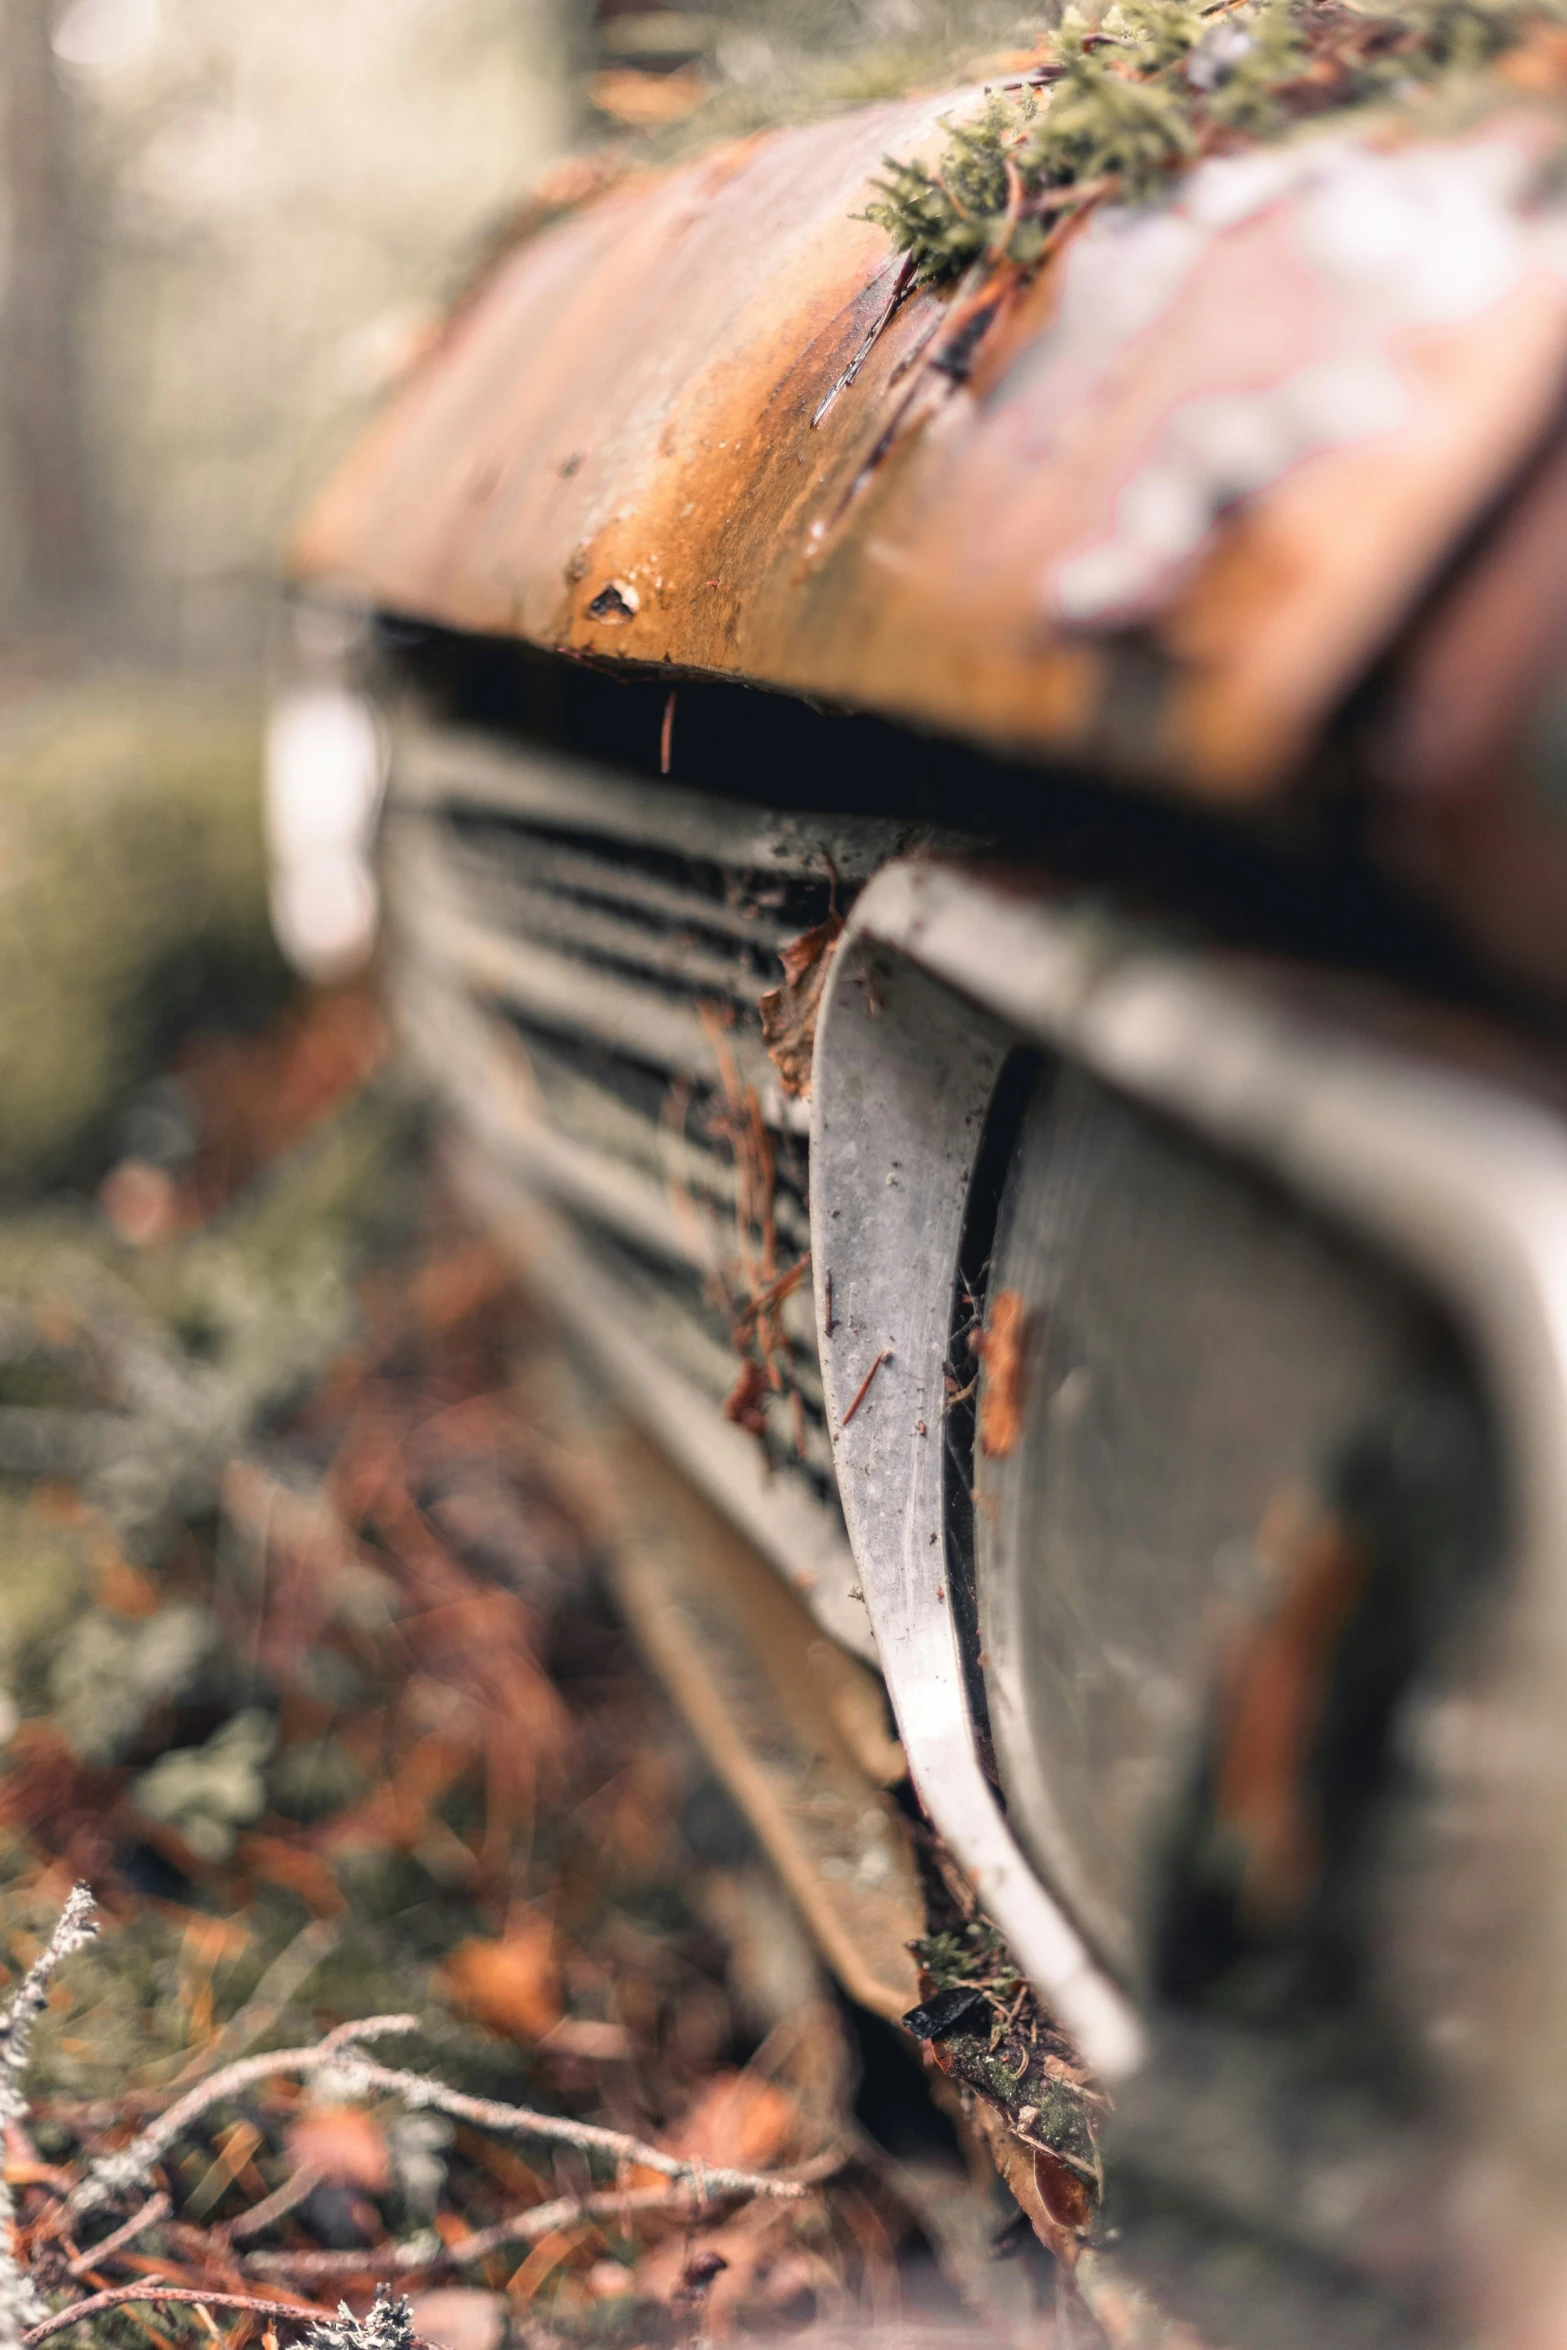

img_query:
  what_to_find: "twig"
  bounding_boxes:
[66,2018,420,2220]
[812,256,916,427]
[21,2286,341,2348]
[228,2167,322,2247]
[66,2195,170,2280]
[246,2185,720,2279]
[248,2155,842,2281]
[0,1891,99,2116]
[1,1887,98,2347]
[659,690,677,776]
[839,1348,892,1429]
[307,2057,808,2204]
[733,1254,811,1330]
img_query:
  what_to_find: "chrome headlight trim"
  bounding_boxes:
[812,857,1567,2107]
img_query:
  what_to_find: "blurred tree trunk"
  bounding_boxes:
[0,0,96,621]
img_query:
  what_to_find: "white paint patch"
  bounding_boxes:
[1047,133,1553,627]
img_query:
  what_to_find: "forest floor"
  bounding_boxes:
[0,967,1061,2350]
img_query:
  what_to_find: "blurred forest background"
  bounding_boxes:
[0,0,576,1196]
[0,0,1037,1198]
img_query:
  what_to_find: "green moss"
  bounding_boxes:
[863,0,1562,285]
[0,671,284,1196]
[913,1914,1102,2181]
[0,1500,91,1688]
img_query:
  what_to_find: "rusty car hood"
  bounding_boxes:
[293,87,1567,806]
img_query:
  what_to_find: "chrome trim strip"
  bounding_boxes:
[811,922,1147,2078]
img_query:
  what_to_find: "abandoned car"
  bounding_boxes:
[284,14,1567,2340]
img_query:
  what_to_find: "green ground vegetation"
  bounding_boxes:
[0,673,284,1196]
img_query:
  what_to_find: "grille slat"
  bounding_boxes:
[516,1026,813,1256]
[387,814,805,1127]
[394,723,904,881]
[393,964,722,1276]
[444,821,802,953]
[445,855,777,1005]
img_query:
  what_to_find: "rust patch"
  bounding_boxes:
[293,92,1567,810]
[975,1288,1029,1459]
[757,907,844,1100]
[1213,1487,1370,1926]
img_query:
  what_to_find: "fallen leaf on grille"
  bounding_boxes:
[911,1906,1102,2264]
[758,911,844,1101]
[1034,2144,1095,2236]
[441,1915,562,2043]
[722,1356,770,1435]
[286,2103,391,2192]
[976,1288,1029,1459]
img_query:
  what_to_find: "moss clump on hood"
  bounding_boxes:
[864,0,1559,283]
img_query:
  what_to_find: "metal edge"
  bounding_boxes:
[809,916,1146,2080]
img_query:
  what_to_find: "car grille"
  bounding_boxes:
[381,720,912,1603]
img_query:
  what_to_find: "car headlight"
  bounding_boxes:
[973,1050,1497,2006]
[813,856,1567,2320]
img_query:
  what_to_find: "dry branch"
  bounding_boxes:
[66,2017,420,2218]
[0,1889,98,2115]
[22,2285,340,2347]
[227,2166,322,2246]
[247,2180,786,2281]
[318,2054,809,2202]
[66,2193,170,2280]
[1,1887,98,2349]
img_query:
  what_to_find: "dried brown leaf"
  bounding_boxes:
[721,1358,769,1436]
[285,2105,391,2194]
[440,1917,562,2044]
[665,2071,796,2173]
[757,913,843,1101]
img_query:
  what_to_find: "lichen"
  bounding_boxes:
[863,0,1564,285]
